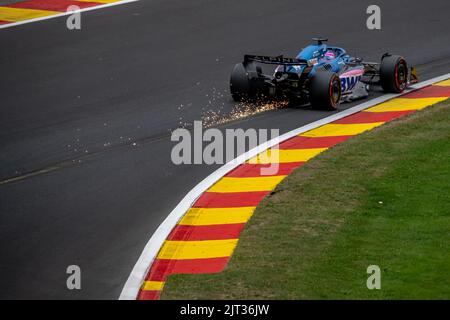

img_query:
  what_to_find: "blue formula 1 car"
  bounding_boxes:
[230,38,417,110]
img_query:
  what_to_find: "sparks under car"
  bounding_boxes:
[229,38,418,110]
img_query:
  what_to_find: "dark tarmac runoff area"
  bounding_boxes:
[0,0,449,298]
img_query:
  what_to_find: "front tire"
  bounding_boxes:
[309,71,341,110]
[380,55,408,93]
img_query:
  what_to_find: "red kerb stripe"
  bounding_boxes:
[333,110,416,124]
[9,0,101,12]
[193,191,269,208]
[401,85,450,98]
[277,135,351,149]
[137,290,160,300]
[146,257,231,282]
[168,223,246,241]
[226,162,304,177]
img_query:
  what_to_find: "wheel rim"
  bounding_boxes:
[395,60,407,91]
[329,76,341,107]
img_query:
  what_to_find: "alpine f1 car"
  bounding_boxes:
[230,38,418,110]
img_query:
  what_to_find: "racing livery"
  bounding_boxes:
[230,38,418,110]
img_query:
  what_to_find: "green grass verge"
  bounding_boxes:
[162,99,450,299]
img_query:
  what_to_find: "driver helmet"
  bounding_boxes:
[324,50,336,60]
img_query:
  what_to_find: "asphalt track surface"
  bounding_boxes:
[0,0,449,299]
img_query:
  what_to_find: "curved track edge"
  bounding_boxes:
[120,73,450,300]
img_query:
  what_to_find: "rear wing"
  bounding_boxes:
[244,54,308,66]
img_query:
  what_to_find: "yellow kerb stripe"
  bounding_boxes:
[365,97,447,112]
[207,176,286,193]
[433,79,450,86]
[141,281,164,291]
[300,122,384,137]
[157,239,238,260]
[0,7,60,22]
[248,148,327,164]
[179,207,256,226]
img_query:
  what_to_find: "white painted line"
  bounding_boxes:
[0,0,139,30]
[118,73,450,300]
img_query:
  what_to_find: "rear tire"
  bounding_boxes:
[309,71,341,110]
[380,55,408,93]
[229,62,264,102]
